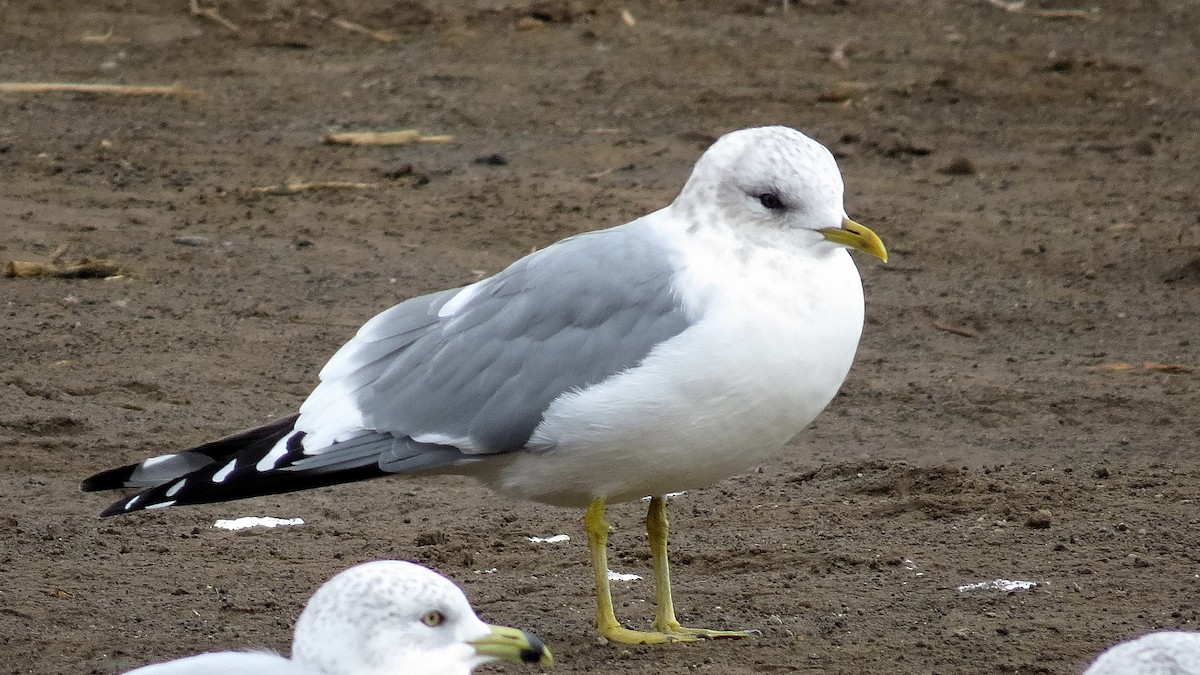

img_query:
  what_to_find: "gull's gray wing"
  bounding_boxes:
[86,219,693,515]
[331,219,692,455]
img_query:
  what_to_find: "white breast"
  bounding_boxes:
[489,226,866,508]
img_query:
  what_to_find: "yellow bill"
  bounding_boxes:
[819,219,888,262]
[470,624,553,667]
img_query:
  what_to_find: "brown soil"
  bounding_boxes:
[2,1,1198,674]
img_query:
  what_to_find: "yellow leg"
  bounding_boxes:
[585,498,682,645]
[645,495,760,640]
[584,497,759,645]
[645,495,682,630]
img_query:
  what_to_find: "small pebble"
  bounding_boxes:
[1025,509,1052,529]
[379,163,416,179]
[939,157,976,175]
[816,81,869,103]
[474,153,508,166]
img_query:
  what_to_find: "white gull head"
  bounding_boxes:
[291,561,550,675]
[672,126,851,250]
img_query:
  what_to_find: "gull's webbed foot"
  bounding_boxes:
[653,622,762,640]
[599,621,759,645]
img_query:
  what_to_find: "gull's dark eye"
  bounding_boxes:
[758,192,785,211]
[422,610,446,627]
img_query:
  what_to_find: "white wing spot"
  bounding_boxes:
[212,459,237,483]
[141,454,178,469]
[144,500,177,510]
[256,442,289,472]
[164,479,187,497]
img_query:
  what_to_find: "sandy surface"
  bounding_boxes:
[2,1,1198,673]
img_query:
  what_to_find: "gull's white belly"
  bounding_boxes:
[483,247,865,508]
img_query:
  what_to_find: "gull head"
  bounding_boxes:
[674,126,886,261]
[291,560,552,674]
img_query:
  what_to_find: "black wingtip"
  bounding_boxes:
[81,464,139,493]
[83,414,397,518]
[98,498,134,518]
[83,414,304,513]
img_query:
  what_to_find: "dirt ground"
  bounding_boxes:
[1,1,1198,673]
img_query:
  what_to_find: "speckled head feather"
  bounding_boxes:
[291,561,505,675]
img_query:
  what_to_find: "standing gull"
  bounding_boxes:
[123,560,552,674]
[84,125,887,645]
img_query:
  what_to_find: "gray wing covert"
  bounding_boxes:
[356,223,691,458]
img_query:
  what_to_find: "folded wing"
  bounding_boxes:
[84,219,693,516]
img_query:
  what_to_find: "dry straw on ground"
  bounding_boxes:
[0,82,199,97]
